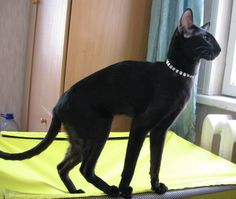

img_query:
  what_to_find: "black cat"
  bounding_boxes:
[0,9,220,198]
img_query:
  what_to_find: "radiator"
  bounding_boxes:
[200,114,236,163]
[220,120,236,163]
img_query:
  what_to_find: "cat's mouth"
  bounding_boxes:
[201,49,221,60]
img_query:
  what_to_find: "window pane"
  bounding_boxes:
[222,0,236,97]
[231,41,236,86]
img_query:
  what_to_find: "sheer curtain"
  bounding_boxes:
[146,0,204,142]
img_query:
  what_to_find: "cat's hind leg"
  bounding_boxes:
[80,139,119,197]
[57,145,84,193]
[79,116,119,197]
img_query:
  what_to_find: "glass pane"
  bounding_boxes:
[231,41,236,86]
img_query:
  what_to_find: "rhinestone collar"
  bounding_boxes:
[166,59,194,79]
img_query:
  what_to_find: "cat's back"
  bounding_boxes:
[57,61,165,113]
[70,60,165,91]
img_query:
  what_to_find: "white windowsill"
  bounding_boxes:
[197,94,236,113]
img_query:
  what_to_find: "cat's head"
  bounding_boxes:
[168,8,221,62]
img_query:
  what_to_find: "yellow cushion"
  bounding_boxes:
[0,131,236,198]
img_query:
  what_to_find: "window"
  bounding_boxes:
[222,0,236,97]
[198,0,236,98]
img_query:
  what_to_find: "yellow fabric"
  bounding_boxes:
[0,131,236,199]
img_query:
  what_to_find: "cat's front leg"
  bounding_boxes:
[149,129,168,194]
[119,118,148,198]
[151,181,168,194]
[149,106,183,195]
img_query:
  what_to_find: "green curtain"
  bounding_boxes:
[146,0,204,142]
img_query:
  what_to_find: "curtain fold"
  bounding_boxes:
[146,0,204,142]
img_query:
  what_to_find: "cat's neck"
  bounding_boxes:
[167,53,199,76]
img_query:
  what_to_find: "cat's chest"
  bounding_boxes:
[153,76,193,104]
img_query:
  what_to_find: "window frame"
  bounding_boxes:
[198,0,233,97]
[222,0,236,97]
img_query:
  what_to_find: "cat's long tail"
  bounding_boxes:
[0,113,61,160]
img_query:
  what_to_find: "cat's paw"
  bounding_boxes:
[119,186,133,199]
[107,185,119,197]
[152,182,168,194]
[70,189,85,194]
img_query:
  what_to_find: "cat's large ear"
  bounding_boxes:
[201,22,210,31]
[178,8,193,38]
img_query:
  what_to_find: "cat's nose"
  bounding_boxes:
[215,43,221,56]
[217,46,221,55]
